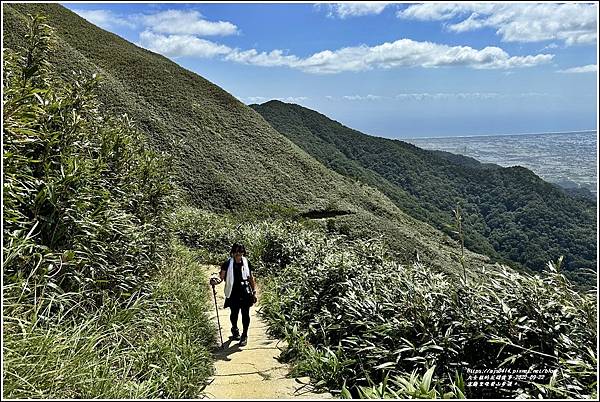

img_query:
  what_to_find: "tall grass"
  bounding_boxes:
[175,206,597,399]
[3,15,216,398]
[3,14,173,313]
[258,247,596,398]
[3,243,216,398]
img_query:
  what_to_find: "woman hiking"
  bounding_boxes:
[210,243,257,347]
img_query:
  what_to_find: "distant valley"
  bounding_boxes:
[406,131,597,199]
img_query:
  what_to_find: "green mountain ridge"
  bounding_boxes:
[4,3,497,276]
[251,100,596,285]
[3,8,596,400]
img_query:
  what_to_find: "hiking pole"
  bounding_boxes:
[210,280,224,348]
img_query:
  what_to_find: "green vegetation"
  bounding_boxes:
[4,243,215,398]
[251,100,597,286]
[4,2,503,280]
[3,2,385,214]
[3,14,173,306]
[3,6,596,400]
[175,207,597,399]
[3,15,214,398]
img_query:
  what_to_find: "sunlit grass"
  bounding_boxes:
[175,207,597,399]
[3,243,216,399]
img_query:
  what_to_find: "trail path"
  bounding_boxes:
[202,265,332,399]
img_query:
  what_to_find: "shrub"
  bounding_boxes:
[3,14,174,314]
[3,243,215,398]
[259,249,596,398]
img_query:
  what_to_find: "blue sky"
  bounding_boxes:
[64,2,598,138]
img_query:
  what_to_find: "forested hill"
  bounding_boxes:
[251,100,597,286]
[4,3,503,276]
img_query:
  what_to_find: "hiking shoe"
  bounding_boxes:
[239,336,247,347]
[230,328,240,341]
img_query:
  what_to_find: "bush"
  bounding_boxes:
[3,14,174,313]
[3,243,216,398]
[259,247,597,398]
[170,195,597,399]
[3,15,215,399]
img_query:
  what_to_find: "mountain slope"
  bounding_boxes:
[3,3,498,276]
[251,101,596,285]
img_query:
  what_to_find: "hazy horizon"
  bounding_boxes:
[407,130,597,195]
[399,129,597,140]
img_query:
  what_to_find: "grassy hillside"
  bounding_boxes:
[4,3,501,276]
[3,10,596,400]
[3,15,215,397]
[3,3,346,213]
[251,101,597,285]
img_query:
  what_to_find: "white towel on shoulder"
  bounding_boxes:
[224,256,250,298]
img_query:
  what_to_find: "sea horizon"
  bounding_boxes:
[401,129,597,141]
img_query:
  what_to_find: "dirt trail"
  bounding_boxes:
[202,265,332,399]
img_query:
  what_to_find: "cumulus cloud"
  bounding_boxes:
[138,30,231,58]
[75,6,554,74]
[292,39,553,73]
[72,9,136,30]
[225,49,300,67]
[557,64,597,74]
[135,10,238,36]
[323,3,391,19]
[138,34,552,72]
[222,40,552,73]
[73,8,238,36]
[397,3,597,46]
[398,3,491,21]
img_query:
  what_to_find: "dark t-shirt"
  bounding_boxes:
[220,258,253,308]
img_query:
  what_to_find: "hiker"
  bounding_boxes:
[210,243,257,347]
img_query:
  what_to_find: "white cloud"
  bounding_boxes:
[292,39,553,73]
[557,64,597,74]
[73,8,238,36]
[398,3,493,21]
[137,30,231,58]
[72,9,136,30]
[397,3,597,46]
[247,96,269,103]
[224,40,551,73]
[541,43,560,51]
[324,3,391,19]
[140,34,552,72]
[135,10,238,36]
[225,49,300,67]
